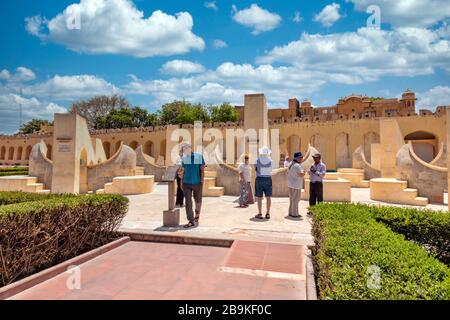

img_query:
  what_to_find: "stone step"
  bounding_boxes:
[96,189,105,194]
[37,189,51,195]
[204,186,224,197]
[403,188,418,199]
[414,197,429,206]
[202,177,217,190]
[104,175,155,195]
[204,171,217,178]
[134,166,145,176]
[26,183,44,192]
[360,180,370,188]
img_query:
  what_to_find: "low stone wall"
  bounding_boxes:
[135,146,166,182]
[29,141,53,189]
[397,143,447,204]
[87,144,137,192]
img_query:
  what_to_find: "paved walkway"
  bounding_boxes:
[9,241,307,300]
[119,183,448,246]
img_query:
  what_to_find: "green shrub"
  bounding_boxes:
[311,203,450,300]
[0,166,28,173]
[0,194,128,286]
[373,206,450,265]
[0,171,29,177]
[0,191,60,206]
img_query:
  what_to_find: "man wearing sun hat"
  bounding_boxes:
[309,152,326,207]
[288,151,305,218]
[254,146,273,220]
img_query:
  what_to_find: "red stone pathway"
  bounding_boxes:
[8,241,307,300]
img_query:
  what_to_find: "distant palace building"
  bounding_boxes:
[235,89,421,122]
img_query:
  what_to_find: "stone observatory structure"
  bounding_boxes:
[0,92,449,206]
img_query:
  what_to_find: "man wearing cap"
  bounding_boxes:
[287,152,305,217]
[254,146,273,220]
[180,143,205,228]
[309,153,326,208]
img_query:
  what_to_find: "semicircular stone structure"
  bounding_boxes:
[397,142,447,204]
[87,143,139,192]
[29,140,53,189]
[135,145,166,182]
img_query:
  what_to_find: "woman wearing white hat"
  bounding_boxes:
[254,146,273,220]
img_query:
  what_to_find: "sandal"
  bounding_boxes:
[255,213,264,219]
[265,213,271,219]
[184,222,195,228]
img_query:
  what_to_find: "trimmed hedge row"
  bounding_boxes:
[0,171,28,177]
[0,191,60,206]
[373,207,450,265]
[311,203,450,300]
[0,167,28,173]
[0,193,128,286]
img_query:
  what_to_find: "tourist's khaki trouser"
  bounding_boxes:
[288,188,301,217]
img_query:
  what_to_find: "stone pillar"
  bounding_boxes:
[379,119,404,178]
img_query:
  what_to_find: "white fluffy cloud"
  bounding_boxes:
[417,86,450,109]
[23,75,118,100]
[213,39,228,49]
[348,0,450,28]
[204,1,218,11]
[314,3,341,27]
[125,62,325,107]
[0,94,66,133]
[257,27,450,84]
[25,0,205,57]
[0,67,36,82]
[160,60,206,75]
[232,4,282,35]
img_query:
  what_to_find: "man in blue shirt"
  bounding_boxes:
[181,143,205,228]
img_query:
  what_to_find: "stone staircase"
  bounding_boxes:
[0,176,50,194]
[336,168,370,188]
[97,175,155,195]
[370,178,428,206]
[203,171,225,197]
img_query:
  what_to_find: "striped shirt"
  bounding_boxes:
[255,157,273,177]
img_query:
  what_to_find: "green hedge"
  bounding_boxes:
[0,166,28,173]
[311,203,450,300]
[0,191,60,206]
[0,193,128,286]
[373,207,450,265]
[0,171,29,177]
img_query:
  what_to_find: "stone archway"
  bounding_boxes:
[102,141,111,158]
[335,132,351,168]
[46,144,52,160]
[8,147,14,161]
[129,141,139,150]
[0,146,5,160]
[363,132,380,163]
[143,141,154,157]
[404,131,437,163]
[25,146,32,160]
[16,146,23,161]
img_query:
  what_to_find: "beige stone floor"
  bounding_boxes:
[119,183,448,246]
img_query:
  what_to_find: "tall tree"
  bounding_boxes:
[157,100,187,125]
[209,103,239,123]
[18,119,53,134]
[94,107,158,129]
[69,94,131,129]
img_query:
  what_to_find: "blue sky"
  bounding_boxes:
[0,0,450,133]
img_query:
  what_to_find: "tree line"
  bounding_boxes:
[18,95,240,134]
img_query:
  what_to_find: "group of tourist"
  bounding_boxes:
[175,143,326,229]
